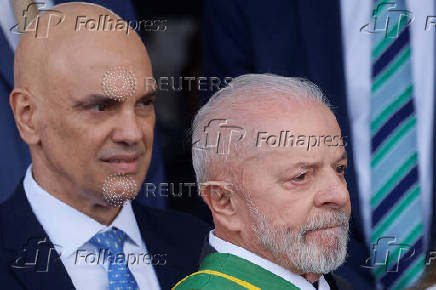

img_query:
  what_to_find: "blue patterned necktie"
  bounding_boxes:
[370,0,424,289]
[90,228,139,290]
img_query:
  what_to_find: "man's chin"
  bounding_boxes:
[305,227,347,250]
[100,173,140,207]
[289,239,348,275]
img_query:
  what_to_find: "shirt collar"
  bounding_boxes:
[208,230,330,290]
[23,165,143,258]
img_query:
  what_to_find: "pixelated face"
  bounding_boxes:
[38,41,155,206]
[237,103,351,273]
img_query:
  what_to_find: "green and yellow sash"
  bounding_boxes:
[173,252,300,290]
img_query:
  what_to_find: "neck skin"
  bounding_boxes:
[214,228,322,284]
[31,153,120,226]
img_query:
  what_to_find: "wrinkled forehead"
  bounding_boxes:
[45,35,152,105]
[194,100,344,180]
[202,100,341,151]
[240,116,345,166]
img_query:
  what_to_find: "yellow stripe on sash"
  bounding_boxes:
[172,269,261,290]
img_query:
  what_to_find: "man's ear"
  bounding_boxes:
[9,88,41,145]
[200,181,244,231]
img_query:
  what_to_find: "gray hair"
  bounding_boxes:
[191,73,330,185]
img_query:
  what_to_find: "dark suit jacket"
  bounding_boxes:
[202,0,436,288]
[200,239,353,290]
[0,182,211,290]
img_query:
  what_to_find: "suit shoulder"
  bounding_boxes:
[132,202,212,237]
[135,202,210,226]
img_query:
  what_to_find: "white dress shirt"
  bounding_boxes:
[209,231,330,290]
[340,0,435,248]
[23,165,161,290]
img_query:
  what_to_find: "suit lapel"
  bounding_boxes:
[132,202,188,290]
[199,236,215,261]
[0,182,75,290]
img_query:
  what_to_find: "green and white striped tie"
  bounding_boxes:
[370,0,425,289]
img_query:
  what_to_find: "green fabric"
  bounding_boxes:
[173,252,300,290]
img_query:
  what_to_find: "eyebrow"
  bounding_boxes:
[73,94,111,106]
[73,90,156,108]
[293,161,321,170]
[335,151,348,164]
[278,151,348,171]
[137,91,157,102]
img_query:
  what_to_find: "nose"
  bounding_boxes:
[313,170,350,210]
[111,110,143,146]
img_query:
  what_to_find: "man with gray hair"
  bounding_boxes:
[174,74,352,289]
